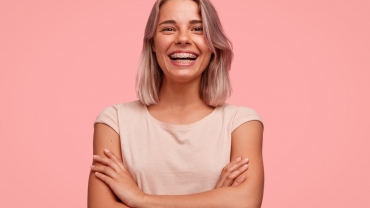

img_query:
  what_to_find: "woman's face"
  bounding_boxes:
[153,0,212,84]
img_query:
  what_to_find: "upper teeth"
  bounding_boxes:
[170,53,197,59]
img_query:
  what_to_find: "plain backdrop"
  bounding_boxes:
[1,0,369,207]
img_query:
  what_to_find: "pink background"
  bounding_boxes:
[1,0,369,207]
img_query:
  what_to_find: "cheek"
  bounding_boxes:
[153,42,166,63]
[201,54,213,71]
[154,36,172,51]
[193,36,209,48]
[195,44,212,60]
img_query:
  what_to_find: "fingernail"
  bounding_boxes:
[241,164,248,169]
[93,155,99,159]
[235,157,241,161]
[240,175,246,181]
[90,165,95,169]
[243,158,249,162]
[104,149,110,153]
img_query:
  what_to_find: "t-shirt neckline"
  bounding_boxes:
[143,104,220,129]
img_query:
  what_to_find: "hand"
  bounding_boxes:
[91,149,145,207]
[214,157,249,188]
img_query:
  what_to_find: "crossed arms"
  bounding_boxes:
[88,121,264,208]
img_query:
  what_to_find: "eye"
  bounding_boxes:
[161,27,175,32]
[193,27,203,32]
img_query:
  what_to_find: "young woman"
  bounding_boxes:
[88,0,264,207]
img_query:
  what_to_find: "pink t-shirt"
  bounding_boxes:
[94,100,262,195]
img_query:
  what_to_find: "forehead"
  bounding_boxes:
[158,0,201,22]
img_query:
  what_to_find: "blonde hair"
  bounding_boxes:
[136,0,233,107]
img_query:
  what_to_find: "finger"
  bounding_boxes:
[215,157,241,188]
[219,158,249,187]
[95,171,114,187]
[232,175,246,187]
[215,157,248,188]
[104,149,126,170]
[93,155,121,172]
[227,164,248,181]
[222,164,248,187]
[215,157,245,188]
[91,165,118,179]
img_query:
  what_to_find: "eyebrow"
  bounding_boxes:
[158,19,202,25]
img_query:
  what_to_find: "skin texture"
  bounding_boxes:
[87,0,264,207]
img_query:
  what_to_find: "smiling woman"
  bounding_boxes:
[87,0,264,207]
[152,1,213,85]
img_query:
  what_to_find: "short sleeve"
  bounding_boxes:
[231,106,263,132]
[94,105,120,134]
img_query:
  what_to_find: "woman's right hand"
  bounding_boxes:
[214,157,249,188]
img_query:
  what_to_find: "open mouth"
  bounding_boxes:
[168,53,199,63]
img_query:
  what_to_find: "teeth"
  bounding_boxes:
[173,59,194,63]
[170,53,197,59]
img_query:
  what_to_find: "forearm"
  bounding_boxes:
[140,186,261,208]
[108,201,130,208]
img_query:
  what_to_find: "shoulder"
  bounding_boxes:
[220,103,260,115]
[219,103,263,132]
[97,100,144,116]
[219,103,262,121]
[94,100,145,134]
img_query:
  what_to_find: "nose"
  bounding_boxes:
[175,31,191,45]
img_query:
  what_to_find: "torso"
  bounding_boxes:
[94,100,262,195]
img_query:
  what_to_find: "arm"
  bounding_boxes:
[141,120,264,208]
[93,120,264,208]
[87,123,129,208]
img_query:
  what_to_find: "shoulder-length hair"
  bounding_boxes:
[136,0,233,107]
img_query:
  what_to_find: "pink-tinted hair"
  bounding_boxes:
[136,0,233,107]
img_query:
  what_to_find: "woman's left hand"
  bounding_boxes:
[91,149,146,207]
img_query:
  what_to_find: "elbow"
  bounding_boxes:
[231,187,263,208]
[230,201,261,208]
[243,193,263,208]
[237,200,262,208]
[239,199,262,208]
[246,201,263,208]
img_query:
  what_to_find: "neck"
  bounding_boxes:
[158,77,204,108]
